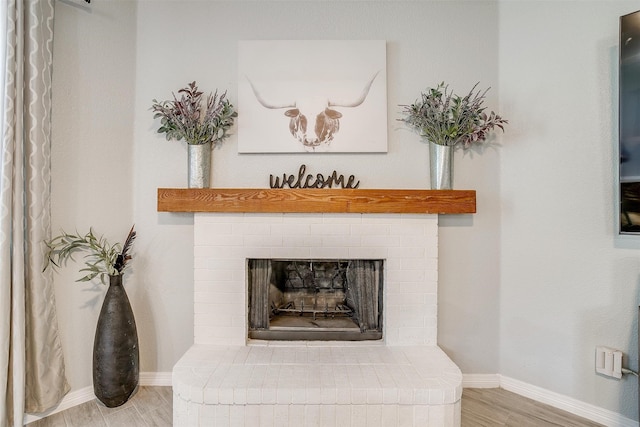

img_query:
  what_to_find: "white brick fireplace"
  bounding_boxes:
[172,211,462,426]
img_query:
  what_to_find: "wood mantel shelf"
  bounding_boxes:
[157,188,476,214]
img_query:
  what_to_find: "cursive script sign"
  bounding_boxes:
[270,164,360,189]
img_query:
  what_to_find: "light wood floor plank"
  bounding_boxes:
[62,401,106,427]
[462,388,604,427]
[28,386,606,426]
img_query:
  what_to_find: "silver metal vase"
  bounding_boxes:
[188,142,212,188]
[429,141,453,190]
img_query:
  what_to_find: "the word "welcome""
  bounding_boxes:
[269,164,360,189]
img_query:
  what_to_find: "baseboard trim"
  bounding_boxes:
[22,372,172,425]
[462,374,637,427]
[139,371,173,386]
[461,373,501,388]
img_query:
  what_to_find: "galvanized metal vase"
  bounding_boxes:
[93,274,139,407]
[429,141,453,190]
[188,142,212,188]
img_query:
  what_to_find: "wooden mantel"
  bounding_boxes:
[157,188,476,214]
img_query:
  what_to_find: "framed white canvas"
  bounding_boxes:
[238,40,387,153]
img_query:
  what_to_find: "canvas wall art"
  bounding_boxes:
[238,40,387,153]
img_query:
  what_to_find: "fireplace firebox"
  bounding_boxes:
[247,258,383,341]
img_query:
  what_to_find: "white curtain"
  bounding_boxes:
[0,1,69,426]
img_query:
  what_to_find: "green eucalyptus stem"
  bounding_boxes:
[44,226,136,285]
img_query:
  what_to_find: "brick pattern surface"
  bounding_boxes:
[193,213,439,346]
[174,213,461,426]
[174,344,462,427]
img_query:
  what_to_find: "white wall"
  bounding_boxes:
[49,0,640,422]
[499,1,639,420]
[51,0,136,389]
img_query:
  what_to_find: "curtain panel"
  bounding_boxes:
[346,260,381,332]
[249,259,272,329]
[0,1,69,425]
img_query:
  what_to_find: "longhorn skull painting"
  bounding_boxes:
[238,40,388,153]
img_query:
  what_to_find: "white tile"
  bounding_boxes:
[310,223,351,236]
[272,245,312,258]
[348,246,388,259]
[320,387,336,404]
[218,388,234,405]
[382,388,398,404]
[397,387,414,405]
[335,386,351,404]
[414,405,429,425]
[244,405,261,426]
[288,405,304,427]
[214,405,230,426]
[243,213,284,224]
[322,213,363,224]
[306,387,322,405]
[366,388,383,404]
[429,388,445,405]
[397,405,414,426]
[229,405,245,427]
[304,405,321,427]
[321,235,362,248]
[244,234,282,248]
[242,247,274,259]
[290,387,307,404]
[350,405,367,427]
[198,404,215,423]
[193,267,233,282]
[247,388,262,404]
[335,405,351,426]
[262,388,277,404]
[366,405,383,427]
[258,405,274,427]
[276,387,292,404]
[274,405,289,427]
[381,405,398,427]
[233,388,247,405]
[319,405,336,426]
[309,247,350,259]
[351,388,367,405]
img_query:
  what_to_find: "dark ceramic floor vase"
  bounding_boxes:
[93,274,139,407]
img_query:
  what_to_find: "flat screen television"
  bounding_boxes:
[620,10,640,233]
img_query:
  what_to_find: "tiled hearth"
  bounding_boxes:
[172,212,462,426]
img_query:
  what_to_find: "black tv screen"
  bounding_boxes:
[620,10,640,233]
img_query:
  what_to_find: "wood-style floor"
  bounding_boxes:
[27,386,172,427]
[461,388,603,427]
[27,387,604,426]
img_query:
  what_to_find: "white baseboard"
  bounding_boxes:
[462,374,638,427]
[22,372,172,425]
[139,371,173,386]
[462,373,501,388]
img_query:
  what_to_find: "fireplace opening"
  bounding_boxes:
[248,259,383,341]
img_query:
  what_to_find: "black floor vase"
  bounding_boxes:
[93,274,139,407]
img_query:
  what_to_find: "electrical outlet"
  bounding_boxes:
[595,346,623,379]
